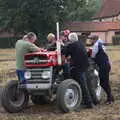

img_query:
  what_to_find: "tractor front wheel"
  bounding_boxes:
[1,80,29,113]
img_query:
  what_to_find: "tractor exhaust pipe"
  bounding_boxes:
[56,22,62,65]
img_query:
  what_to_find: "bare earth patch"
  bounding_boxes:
[0,47,120,120]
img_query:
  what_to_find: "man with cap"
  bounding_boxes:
[89,34,114,104]
[62,32,95,109]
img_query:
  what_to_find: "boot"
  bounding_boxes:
[105,95,114,104]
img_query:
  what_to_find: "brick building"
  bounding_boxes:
[93,0,120,22]
[65,0,120,44]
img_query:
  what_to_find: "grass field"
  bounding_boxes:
[0,47,120,120]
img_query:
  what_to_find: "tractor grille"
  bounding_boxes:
[25,55,49,64]
[26,67,52,84]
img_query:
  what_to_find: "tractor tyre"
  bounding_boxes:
[1,80,29,113]
[57,79,82,113]
[86,58,102,104]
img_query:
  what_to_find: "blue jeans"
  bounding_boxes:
[16,69,26,83]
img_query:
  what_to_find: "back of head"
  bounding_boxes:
[25,32,37,43]
[60,29,70,37]
[88,35,98,41]
[47,33,55,43]
[68,32,78,43]
[27,32,37,39]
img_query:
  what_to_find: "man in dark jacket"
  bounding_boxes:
[89,35,114,104]
[62,32,95,108]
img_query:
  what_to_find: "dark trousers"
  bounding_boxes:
[99,63,113,101]
[71,67,93,105]
[62,63,70,79]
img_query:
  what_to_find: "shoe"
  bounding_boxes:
[105,99,114,104]
[105,96,115,104]
[105,101,112,105]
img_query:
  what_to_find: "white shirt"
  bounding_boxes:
[91,39,105,58]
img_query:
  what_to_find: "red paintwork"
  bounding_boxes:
[24,51,65,68]
[87,48,92,57]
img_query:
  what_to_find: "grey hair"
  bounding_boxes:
[68,32,78,43]
[27,32,37,40]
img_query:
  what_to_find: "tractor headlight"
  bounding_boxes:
[42,71,51,79]
[24,71,31,79]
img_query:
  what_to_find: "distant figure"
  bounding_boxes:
[46,33,56,51]
[89,35,114,104]
[15,32,41,83]
[60,29,70,45]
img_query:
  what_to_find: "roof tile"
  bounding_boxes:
[65,21,120,32]
[93,0,120,19]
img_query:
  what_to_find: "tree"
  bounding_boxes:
[0,0,64,35]
[63,0,101,21]
[0,0,101,41]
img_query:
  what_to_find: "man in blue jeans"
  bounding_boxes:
[62,32,95,109]
[15,32,41,83]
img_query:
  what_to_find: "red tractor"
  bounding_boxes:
[1,24,102,113]
[1,49,102,113]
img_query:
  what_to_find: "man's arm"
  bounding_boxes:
[91,41,105,58]
[91,44,99,58]
[61,44,71,57]
[46,43,57,51]
[27,42,41,52]
[36,46,42,52]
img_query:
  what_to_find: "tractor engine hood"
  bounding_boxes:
[24,51,65,68]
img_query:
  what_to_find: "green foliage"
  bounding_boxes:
[0,0,64,34]
[0,0,101,41]
[64,0,101,21]
[0,37,20,48]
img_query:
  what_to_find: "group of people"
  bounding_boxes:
[15,30,114,110]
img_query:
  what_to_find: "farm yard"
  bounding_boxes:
[0,47,120,120]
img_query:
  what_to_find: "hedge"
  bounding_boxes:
[0,37,46,48]
[112,35,120,45]
[0,37,20,48]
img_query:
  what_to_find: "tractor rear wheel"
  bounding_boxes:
[57,79,82,113]
[86,58,102,104]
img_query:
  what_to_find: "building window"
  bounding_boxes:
[115,31,120,35]
[100,18,102,22]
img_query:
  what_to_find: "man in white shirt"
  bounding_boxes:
[91,37,105,58]
[89,35,114,104]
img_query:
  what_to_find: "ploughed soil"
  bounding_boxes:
[0,48,120,120]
